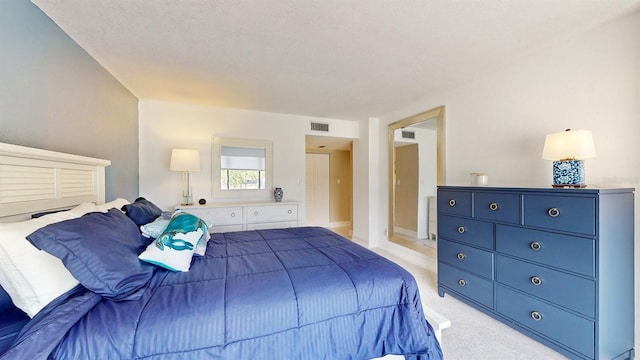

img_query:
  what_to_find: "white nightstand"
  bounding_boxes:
[177,201,299,232]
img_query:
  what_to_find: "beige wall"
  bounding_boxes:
[329,150,352,224]
[394,144,418,232]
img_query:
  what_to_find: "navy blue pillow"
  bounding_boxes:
[0,285,15,312]
[26,209,154,300]
[121,197,162,226]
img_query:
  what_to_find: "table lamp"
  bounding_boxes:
[541,129,595,188]
[170,148,201,205]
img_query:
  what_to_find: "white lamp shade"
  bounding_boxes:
[542,129,596,160]
[170,149,201,171]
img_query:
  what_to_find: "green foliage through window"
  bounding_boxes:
[221,169,266,190]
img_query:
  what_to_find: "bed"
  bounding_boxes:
[0,142,442,359]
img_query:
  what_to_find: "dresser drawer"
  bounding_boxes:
[496,256,594,317]
[209,224,244,233]
[246,204,298,223]
[439,262,494,309]
[438,239,493,280]
[496,225,594,277]
[474,192,521,224]
[182,206,244,226]
[246,220,298,230]
[438,215,493,249]
[438,190,471,217]
[523,195,595,235]
[496,285,594,359]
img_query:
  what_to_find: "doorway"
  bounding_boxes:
[305,136,353,238]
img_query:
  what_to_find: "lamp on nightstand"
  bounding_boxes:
[542,129,596,188]
[170,148,201,205]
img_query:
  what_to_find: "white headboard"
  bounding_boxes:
[0,143,110,222]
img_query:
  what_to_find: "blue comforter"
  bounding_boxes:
[3,227,442,359]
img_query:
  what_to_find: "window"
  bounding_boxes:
[212,137,273,199]
[220,146,266,190]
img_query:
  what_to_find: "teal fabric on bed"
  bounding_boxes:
[138,211,210,272]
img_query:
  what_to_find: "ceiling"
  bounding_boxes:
[33,0,640,121]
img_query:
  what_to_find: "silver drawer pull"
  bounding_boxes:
[288,209,292,214]
[456,252,466,260]
[230,212,236,217]
[458,279,467,287]
[529,241,542,251]
[254,211,259,216]
[457,226,465,234]
[531,311,543,321]
[547,207,560,217]
[449,199,456,207]
[530,276,543,286]
[489,202,499,211]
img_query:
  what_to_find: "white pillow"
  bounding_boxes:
[0,202,100,317]
[96,198,130,212]
[140,216,171,239]
[138,212,209,272]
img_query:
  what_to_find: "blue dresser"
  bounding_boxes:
[437,186,634,360]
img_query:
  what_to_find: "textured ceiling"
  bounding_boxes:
[32,0,640,120]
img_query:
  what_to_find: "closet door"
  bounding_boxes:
[305,153,330,226]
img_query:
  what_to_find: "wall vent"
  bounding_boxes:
[310,122,329,132]
[402,131,416,139]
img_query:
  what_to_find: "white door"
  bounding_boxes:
[305,153,330,226]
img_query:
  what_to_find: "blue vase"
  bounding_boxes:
[274,187,283,202]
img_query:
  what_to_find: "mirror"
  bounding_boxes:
[212,137,273,199]
[388,106,445,257]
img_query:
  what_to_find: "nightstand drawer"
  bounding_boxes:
[246,204,298,223]
[496,225,594,277]
[438,190,471,217]
[523,195,595,235]
[181,206,244,226]
[438,239,493,280]
[497,285,594,359]
[496,256,594,317]
[474,192,521,224]
[209,224,244,233]
[439,262,494,309]
[439,215,493,249]
[246,220,298,230]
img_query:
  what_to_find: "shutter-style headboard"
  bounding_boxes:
[0,143,110,222]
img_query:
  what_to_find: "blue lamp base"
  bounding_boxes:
[552,159,586,188]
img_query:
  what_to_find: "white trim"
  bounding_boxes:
[393,226,418,239]
[0,143,110,166]
[0,143,110,220]
[211,136,273,200]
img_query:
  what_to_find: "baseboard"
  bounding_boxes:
[394,226,417,238]
[350,235,368,248]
